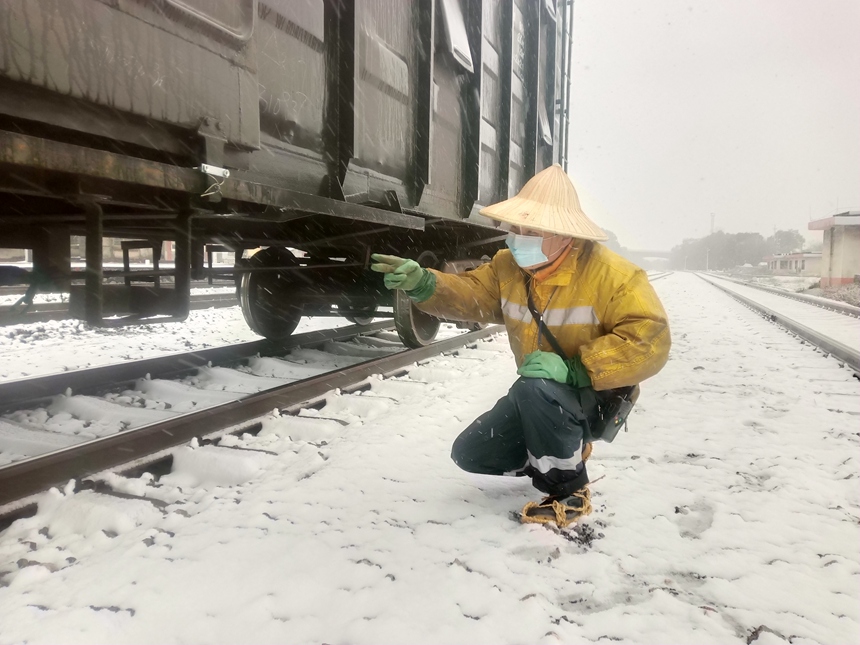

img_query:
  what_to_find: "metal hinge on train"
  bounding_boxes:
[197,164,231,179]
[197,118,229,202]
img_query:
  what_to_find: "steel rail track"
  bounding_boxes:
[0,291,239,324]
[706,273,860,318]
[697,273,860,373]
[0,280,236,297]
[0,325,501,516]
[0,320,394,412]
[648,272,673,282]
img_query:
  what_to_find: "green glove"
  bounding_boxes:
[566,355,592,389]
[518,351,569,383]
[517,351,593,388]
[370,254,426,291]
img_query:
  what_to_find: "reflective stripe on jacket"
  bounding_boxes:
[416,243,671,391]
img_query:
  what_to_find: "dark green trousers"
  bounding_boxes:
[451,377,600,496]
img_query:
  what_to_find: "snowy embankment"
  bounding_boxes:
[747,275,821,293]
[0,273,858,644]
[701,275,860,353]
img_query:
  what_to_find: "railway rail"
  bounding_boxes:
[0,270,771,527]
[0,322,500,526]
[710,273,860,318]
[697,273,860,373]
[0,290,238,324]
[0,280,235,297]
[647,271,673,282]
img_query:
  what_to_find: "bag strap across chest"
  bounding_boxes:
[525,287,569,362]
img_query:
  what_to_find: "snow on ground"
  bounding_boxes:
[0,273,858,644]
[809,283,860,308]
[746,275,821,293]
[0,286,236,308]
[701,275,860,352]
[717,273,860,311]
[725,273,860,308]
[0,325,458,466]
[0,308,348,382]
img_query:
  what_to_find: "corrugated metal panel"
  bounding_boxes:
[256,0,326,152]
[350,0,415,184]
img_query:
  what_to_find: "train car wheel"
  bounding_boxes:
[460,321,487,331]
[239,247,303,341]
[344,305,378,325]
[393,251,441,348]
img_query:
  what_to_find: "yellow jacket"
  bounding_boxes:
[417,243,670,391]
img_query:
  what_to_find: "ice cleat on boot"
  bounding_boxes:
[582,442,593,462]
[520,488,592,528]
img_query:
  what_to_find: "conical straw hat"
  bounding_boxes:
[479,164,608,241]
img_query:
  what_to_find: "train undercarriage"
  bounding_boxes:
[0,130,504,348]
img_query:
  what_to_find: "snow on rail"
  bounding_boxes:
[698,273,860,359]
[709,273,860,318]
[0,310,347,383]
[0,273,857,644]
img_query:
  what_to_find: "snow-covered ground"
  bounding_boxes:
[0,328,457,467]
[721,273,860,308]
[701,275,860,353]
[0,287,236,308]
[746,275,821,293]
[0,308,346,382]
[0,273,858,644]
[809,283,860,308]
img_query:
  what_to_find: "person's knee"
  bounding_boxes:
[452,429,502,474]
[451,434,478,473]
[508,376,554,403]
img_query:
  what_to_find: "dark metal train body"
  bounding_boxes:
[0,0,574,346]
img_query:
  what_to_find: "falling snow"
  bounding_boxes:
[0,274,857,644]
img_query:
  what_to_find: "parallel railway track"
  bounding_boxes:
[709,273,860,318]
[0,270,690,526]
[647,271,673,282]
[0,323,501,526]
[0,291,238,324]
[698,273,860,373]
[0,280,235,298]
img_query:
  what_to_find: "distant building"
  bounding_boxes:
[809,211,860,287]
[765,252,821,277]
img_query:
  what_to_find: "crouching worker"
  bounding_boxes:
[371,164,670,528]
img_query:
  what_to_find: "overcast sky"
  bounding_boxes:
[566,0,860,251]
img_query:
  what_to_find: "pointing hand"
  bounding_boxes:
[370,254,426,291]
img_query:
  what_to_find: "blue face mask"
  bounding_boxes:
[506,233,548,267]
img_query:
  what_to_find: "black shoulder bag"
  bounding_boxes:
[525,287,639,443]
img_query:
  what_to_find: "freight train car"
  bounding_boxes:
[0,0,575,346]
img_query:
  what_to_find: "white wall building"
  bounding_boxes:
[809,211,860,287]
[765,252,821,277]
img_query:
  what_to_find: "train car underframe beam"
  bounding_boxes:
[83,201,103,326]
[76,203,192,327]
